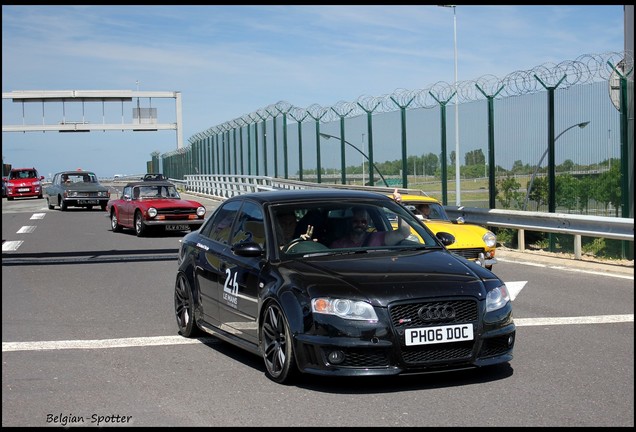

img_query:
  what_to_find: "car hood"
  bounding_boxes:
[423,219,489,249]
[282,249,496,307]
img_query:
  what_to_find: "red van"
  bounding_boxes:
[4,167,45,200]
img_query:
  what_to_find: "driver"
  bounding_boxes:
[276,211,298,250]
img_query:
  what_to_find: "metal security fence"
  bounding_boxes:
[162,51,634,224]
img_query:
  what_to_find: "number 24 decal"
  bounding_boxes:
[223,268,239,296]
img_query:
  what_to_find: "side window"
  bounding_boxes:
[202,200,242,245]
[230,201,265,249]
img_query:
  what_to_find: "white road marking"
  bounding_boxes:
[505,281,526,301]
[2,315,633,353]
[2,336,218,352]
[497,257,633,280]
[30,213,46,219]
[514,314,634,326]
[17,226,36,234]
[2,240,23,251]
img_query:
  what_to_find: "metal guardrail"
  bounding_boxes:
[444,206,633,260]
[178,174,633,261]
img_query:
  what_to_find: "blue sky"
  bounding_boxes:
[2,5,626,178]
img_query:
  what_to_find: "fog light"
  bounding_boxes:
[327,350,345,365]
[508,335,515,347]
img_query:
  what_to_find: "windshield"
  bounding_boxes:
[134,185,180,199]
[403,201,448,221]
[272,199,440,257]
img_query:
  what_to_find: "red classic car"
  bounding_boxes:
[106,181,206,236]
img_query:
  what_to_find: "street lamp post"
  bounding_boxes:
[361,133,365,185]
[319,133,389,187]
[439,5,461,206]
[452,5,460,206]
[523,121,590,211]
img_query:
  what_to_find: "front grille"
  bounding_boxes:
[390,299,478,327]
[401,341,473,364]
[390,299,479,366]
[75,192,103,197]
[450,248,485,260]
[157,208,197,215]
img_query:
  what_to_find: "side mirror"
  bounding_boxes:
[436,231,456,246]
[232,241,263,257]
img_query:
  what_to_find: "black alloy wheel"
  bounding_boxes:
[174,273,200,337]
[260,302,297,384]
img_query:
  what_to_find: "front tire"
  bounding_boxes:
[134,211,146,237]
[260,302,298,384]
[174,273,200,337]
[110,210,122,232]
[47,198,54,210]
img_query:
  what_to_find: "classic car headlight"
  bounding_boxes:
[311,298,378,321]
[483,231,497,248]
[486,285,510,312]
[147,207,158,218]
[197,206,206,217]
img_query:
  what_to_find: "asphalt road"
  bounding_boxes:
[2,194,634,427]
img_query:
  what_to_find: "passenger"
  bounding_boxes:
[330,206,410,248]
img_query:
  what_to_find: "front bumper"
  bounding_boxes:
[62,198,109,207]
[292,301,515,377]
[143,219,204,228]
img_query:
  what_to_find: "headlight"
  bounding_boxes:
[486,285,510,312]
[147,207,157,218]
[311,298,378,322]
[196,206,206,217]
[483,231,497,248]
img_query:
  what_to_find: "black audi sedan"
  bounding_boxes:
[174,189,515,384]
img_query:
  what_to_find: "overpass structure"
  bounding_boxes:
[2,90,184,148]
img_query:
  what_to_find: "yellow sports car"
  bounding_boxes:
[388,192,497,270]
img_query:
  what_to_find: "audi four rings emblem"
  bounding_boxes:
[418,305,455,320]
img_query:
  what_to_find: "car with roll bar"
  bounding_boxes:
[106,180,206,237]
